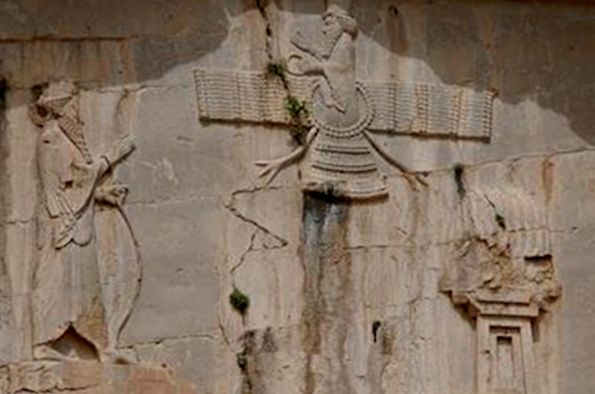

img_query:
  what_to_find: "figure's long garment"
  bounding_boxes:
[303,126,387,199]
[33,159,107,351]
[303,82,387,199]
[33,226,107,351]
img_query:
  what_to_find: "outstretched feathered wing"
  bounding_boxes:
[363,80,495,140]
[193,68,311,125]
[194,68,495,140]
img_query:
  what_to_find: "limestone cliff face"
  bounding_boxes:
[0,1,594,393]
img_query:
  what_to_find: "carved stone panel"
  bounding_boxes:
[441,184,561,394]
[2,1,595,393]
[477,317,536,394]
[193,4,495,200]
[29,81,139,360]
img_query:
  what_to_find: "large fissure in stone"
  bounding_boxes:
[0,78,11,329]
[237,328,279,394]
[300,193,355,394]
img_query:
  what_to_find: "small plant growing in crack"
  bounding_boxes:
[229,287,250,316]
[285,95,310,145]
[495,212,506,230]
[265,59,311,145]
[266,60,287,87]
[285,95,308,121]
[453,162,465,197]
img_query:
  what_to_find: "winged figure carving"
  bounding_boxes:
[194,5,494,199]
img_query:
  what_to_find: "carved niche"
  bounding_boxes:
[193,5,495,200]
[441,186,561,394]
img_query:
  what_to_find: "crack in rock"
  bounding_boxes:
[225,186,289,249]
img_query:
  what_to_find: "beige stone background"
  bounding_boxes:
[0,0,594,393]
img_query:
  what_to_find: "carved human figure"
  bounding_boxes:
[194,5,494,199]
[30,81,135,359]
[257,5,425,198]
[290,4,360,126]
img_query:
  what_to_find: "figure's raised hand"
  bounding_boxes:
[290,30,308,52]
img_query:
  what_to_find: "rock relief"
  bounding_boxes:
[441,185,560,394]
[1,80,197,393]
[194,4,495,200]
[29,81,140,361]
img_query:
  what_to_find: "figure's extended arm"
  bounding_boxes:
[363,131,428,187]
[286,54,325,77]
[255,126,319,185]
[98,135,136,178]
[291,31,322,60]
[93,135,135,207]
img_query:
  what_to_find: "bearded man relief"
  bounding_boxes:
[194,4,494,200]
[29,81,139,360]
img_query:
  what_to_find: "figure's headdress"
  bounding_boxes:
[37,80,76,110]
[326,4,358,37]
[38,81,93,163]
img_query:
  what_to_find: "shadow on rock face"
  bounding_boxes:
[1,0,594,145]
[352,0,595,145]
[0,0,234,88]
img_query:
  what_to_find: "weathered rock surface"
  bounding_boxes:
[0,360,195,393]
[0,0,594,393]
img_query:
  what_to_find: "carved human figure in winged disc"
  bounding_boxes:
[29,81,137,359]
[193,5,494,200]
[257,4,395,199]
